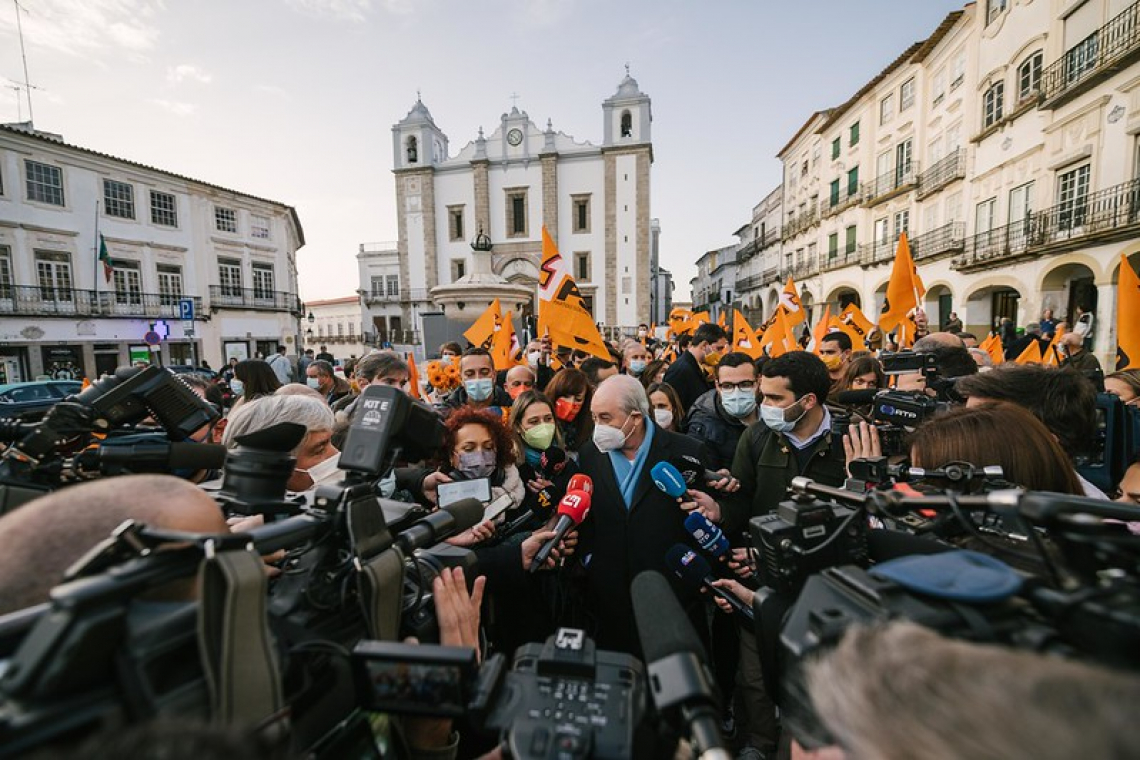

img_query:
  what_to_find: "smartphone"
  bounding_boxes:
[437,478,491,508]
[352,640,478,717]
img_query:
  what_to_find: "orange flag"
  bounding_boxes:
[537,226,611,361]
[760,307,798,358]
[980,333,1005,365]
[463,297,502,349]
[717,311,727,328]
[693,311,711,327]
[1014,338,1043,365]
[879,232,927,338]
[811,305,832,355]
[1118,254,1140,370]
[835,303,871,351]
[1042,325,1066,367]
[731,309,763,359]
[405,352,422,399]
[668,307,695,336]
[491,310,524,369]
[779,277,806,327]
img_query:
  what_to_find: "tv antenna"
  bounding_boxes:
[11,0,37,125]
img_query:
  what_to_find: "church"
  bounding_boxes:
[389,72,654,337]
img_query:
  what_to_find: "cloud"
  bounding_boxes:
[515,0,577,28]
[151,99,197,117]
[256,84,291,99]
[285,0,373,22]
[167,64,212,85]
[0,0,163,60]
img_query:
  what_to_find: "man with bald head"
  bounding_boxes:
[0,475,229,614]
[573,374,719,654]
[503,364,536,401]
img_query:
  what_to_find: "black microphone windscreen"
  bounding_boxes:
[631,570,708,663]
[169,442,227,470]
[665,544,712,590]
[443,498,484,532]
[541,447,567,468]
[234,422,308,453]
[831,389,879,406]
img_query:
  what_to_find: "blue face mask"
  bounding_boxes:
[465,378,494,401]
[629,359,647,376]
[721,389,757,419]
[230,379,244,396]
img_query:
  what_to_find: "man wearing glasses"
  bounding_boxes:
[684,352,761,472]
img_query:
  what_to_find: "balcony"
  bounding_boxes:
[859,238,896,267]
[910,222,966,262]
[821,246,862,272]
[761,264,780,285]
[954,178,1140,272]
[0,286,204,320]
[782,203,820,240]
[759,229,781,250]
[786,256,820,281]
[861,162,920,207]
[916,149,965,200]
[1040,1,1140,109]
[736,239,760,261]
[735,273,765,293]
[822,185,861,218]
[209,286,302,314]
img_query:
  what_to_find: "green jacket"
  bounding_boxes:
[725,420,848,536]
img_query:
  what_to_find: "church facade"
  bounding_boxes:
[390,73,654,335]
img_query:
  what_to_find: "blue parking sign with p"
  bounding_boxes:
[179,299,194,321]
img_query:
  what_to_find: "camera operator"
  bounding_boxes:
[0,475,229,614]
[955,364,1107,499]
[789,622,1140,760]
[220,395,340,495]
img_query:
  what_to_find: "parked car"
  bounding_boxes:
[0,380,84,420]
[165,364,217,380]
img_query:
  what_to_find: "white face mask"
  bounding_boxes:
[653,408,674,429]
[760,398,806,434]
[593,413,637,452]
[527,350,543,368]
[295,452,341,489]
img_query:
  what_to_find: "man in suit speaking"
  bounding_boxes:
[574,374,723,654]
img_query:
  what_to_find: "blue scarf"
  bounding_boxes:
[524,446,543,468]
[608,421,655,509]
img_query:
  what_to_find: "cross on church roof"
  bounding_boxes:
[509,92,520,108]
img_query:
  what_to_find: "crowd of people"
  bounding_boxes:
[1,314,1139,759]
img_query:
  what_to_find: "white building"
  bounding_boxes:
[720,0,1140,366]
[390,73,654,335]
[306,295,368,361]
[690,244,739,324]
[357,241,418,347]
[0,123,304,381]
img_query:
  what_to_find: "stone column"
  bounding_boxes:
[1095,280,1116,368]
[604,152,617,326]
[541,153,559,245]
[472,159,490,236]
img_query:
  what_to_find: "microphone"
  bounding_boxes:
[671,453,729,489]
[631,571,731,759]
[529,489,591,573]
[666,544,754,623]
[684,512,729,559]
[650,461,688,499]
[831,388,880,406]
[395,498,484,554]
[567,472,594,495]
[538,446,567,478]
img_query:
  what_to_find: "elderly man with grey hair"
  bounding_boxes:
[223,394,339,493]
[572,374,722,655]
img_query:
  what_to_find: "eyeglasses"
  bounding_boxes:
[718,380,756,392]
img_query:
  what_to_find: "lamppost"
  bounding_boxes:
[306,311,315,350]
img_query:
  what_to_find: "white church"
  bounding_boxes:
[383,72,656,341]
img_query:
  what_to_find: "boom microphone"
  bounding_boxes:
[666,545,755,623]
[80,440,228,473]
[529,489,591,573]
[651,461,688,499]
[684,512,729,559]
[631,571,731,759]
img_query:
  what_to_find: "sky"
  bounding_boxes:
[0,0,965,304]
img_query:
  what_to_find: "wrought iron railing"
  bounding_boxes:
[762,265,780,284]
[917,149,965,199]
[859,238,896,267]
[782,202,820,240]
[735,273,765,293]
[823,184,861,217]
[0,286,204,319]
[821,245,863,272]
[955,178,1140,270]
[759,229,781,249]
[910,222,966,261]
[209,286,302,313]
[861,161,920,206]
[1040,1,1140,108]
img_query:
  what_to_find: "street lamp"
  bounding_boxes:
[307,311,315,325]
[306,328,314,341]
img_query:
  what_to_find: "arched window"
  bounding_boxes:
[406,136,418,164]
[620,111,632,138]
[982,82,1004,129]
[1017,51,1043,103]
